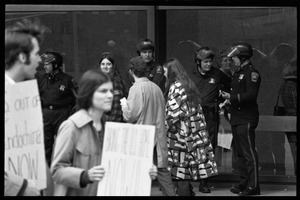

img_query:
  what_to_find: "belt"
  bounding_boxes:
[42,105,70,110]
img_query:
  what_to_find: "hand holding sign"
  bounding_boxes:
[149,165,157,180]
[88,165,106,182]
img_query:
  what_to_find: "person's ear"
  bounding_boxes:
[18,53,27,63]
[129,69,133,76]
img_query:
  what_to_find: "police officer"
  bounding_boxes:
[128,38,165,93]
[194,47,231,193]
[221,42,261,196]
[37,51,78,167]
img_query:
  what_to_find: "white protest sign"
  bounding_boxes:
[5,80,47,190]
[97,122,155,196]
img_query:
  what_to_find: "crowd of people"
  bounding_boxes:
[5,19,296,196]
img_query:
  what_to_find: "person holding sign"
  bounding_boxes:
[5,19,53,196]
[50,70,111,196]
[164,58,218,196]
[121,56,176,196]
[50,69,158,196]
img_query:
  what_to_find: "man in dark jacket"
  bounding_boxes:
[194,46,231,193]
[37,51,78,167]
[127,38,166,93]
[221,42,261,196]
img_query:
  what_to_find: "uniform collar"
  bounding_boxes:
[46,70,63,79]
[236,62,252,73]
[196,66,216,76]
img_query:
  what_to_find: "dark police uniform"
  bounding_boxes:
[195,67,231,150]
[146,61,166,93]
[229,62,261,190]
[127,60,165,93]
[37,71,77,166]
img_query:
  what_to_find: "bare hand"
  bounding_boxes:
[88,165,105,182]
[149,165,158,180]
[221,91,230,100]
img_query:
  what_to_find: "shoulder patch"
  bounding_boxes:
[251,72,259,82]
[156,65,163,74]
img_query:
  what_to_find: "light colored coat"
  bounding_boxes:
[122,77,168,168]
[51,109,104,196]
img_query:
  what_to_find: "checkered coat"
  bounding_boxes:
[165,81,218,180]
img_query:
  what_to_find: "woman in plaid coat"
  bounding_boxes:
[164,58,218,196]
[98,52,128,122]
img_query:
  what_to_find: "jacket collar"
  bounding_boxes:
[69,109,93,128]
[134,77,149,83]
[236,62,252,73]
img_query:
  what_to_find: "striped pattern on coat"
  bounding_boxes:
[165,81,218,180]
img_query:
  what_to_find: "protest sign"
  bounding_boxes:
[5,80,47,190]
[97,122,155,196]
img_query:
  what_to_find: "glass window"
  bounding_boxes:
[165,7,297,177]
[6,8,148,82]
[166,7,297,115]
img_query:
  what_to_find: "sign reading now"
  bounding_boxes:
[5,80,47,190]
[97,122,155,196]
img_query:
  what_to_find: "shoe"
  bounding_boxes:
[238,186,261,196]
[190,190,196,196]
[199,179,211,193]
[229,184,245,194]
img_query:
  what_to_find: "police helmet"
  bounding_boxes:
[195,47,215,62]
[43,51,63,69]
[136,38,156,55]
[227,42,253,58]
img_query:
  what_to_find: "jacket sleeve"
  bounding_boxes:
[4,171,40,196]
[68,77,78,108]
[50,120,85,189]
[219,69,232,92]
[122,85,143,123]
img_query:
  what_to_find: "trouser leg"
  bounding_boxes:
[157,168,176,196]
[202,106,219,152]
[234,122,260,189]
[176,180,192,196]
[286,132,297,175]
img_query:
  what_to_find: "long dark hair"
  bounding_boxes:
[98,52,124,82]
[164,58,201,107]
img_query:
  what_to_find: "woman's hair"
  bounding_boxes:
[76,69,111,110]
[217,50,228,68]
[282,59,297,79]
[97,52,126,90]
[98,52,115,67]
[164,58,201,106]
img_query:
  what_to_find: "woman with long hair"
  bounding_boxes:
[98,52,128,122]
[51,70,113,196]
[164,58,218,196]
